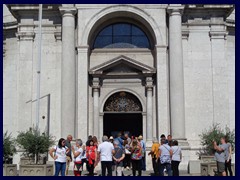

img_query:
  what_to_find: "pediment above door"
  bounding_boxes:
[89,55,156,78]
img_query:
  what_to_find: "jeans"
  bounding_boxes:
[159,162,172,176]
[54,161,66,176]
[101,161,112,176]
[171,160,180,176]
[141,154,146,171]
[113,165,123,176]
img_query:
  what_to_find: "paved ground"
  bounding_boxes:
[67,169,200,176]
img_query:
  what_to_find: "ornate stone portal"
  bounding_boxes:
[89,55,156,142]
[104,92,142,112]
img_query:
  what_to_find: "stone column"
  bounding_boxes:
[146,77,153,145]
[99,113,104,140]
[77,46,89,142]
[209,19,229,126]
[155,45,170,138]
[54,28,62,138]
[92,78,100,139]
[167,5,186,139]
[142,112,147,142]
[16,26,35,131]
[59,7,77,138]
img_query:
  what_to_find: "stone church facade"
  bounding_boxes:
[3,4,235,170]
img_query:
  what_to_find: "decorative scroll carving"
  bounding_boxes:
[104,92,142,112]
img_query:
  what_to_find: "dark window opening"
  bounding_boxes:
[93,23,150,49]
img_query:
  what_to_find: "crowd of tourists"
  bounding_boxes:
[49,133,233,176]
[49,133,184,176]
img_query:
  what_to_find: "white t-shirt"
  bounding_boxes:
[55,145,68,163]
[74,147,83,162]
[171,146,182,162]
[97,141,114,161]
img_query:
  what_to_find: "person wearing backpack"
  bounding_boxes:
[158,138,173,176]
[171,140,182,176]
[112,140,125,176]
[49,138,69,176]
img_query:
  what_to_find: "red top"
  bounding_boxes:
[86,145,96,165]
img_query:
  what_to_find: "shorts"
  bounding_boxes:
[217,161,225,173]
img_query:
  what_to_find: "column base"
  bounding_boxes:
[145,140,153,148]
[177,139,191,171]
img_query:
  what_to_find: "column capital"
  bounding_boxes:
[155,45,168,49]
[59,7,77,17]
[167,5,185,15]
[76,45,89,53]
[92,77,100,89]
[145,77,153,89]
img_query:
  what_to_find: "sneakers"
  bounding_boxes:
[126,166,130,171]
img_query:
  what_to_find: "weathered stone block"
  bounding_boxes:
[3,164,17,176]
[200,155,215,163]
[188,160,201,174]
[201,162,235,176]
[19,164,53,176]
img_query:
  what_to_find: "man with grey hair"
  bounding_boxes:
[65,135,73,175]
[113,140,125,176]
[97,135,115,176]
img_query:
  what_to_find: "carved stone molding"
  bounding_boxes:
[16,32,35,41]
[209,31,228,40]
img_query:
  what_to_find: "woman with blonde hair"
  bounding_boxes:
[148,137,160,176]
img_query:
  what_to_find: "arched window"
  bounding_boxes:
[93,23,150,49]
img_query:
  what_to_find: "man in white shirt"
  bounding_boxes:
[97,135,115,176]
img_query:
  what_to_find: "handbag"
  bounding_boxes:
[73,161,82,176]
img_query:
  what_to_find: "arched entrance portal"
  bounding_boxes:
[103,91,143,138]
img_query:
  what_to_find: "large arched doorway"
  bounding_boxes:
[103,91,143,138]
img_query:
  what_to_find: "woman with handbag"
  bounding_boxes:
[72,139,84,176]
